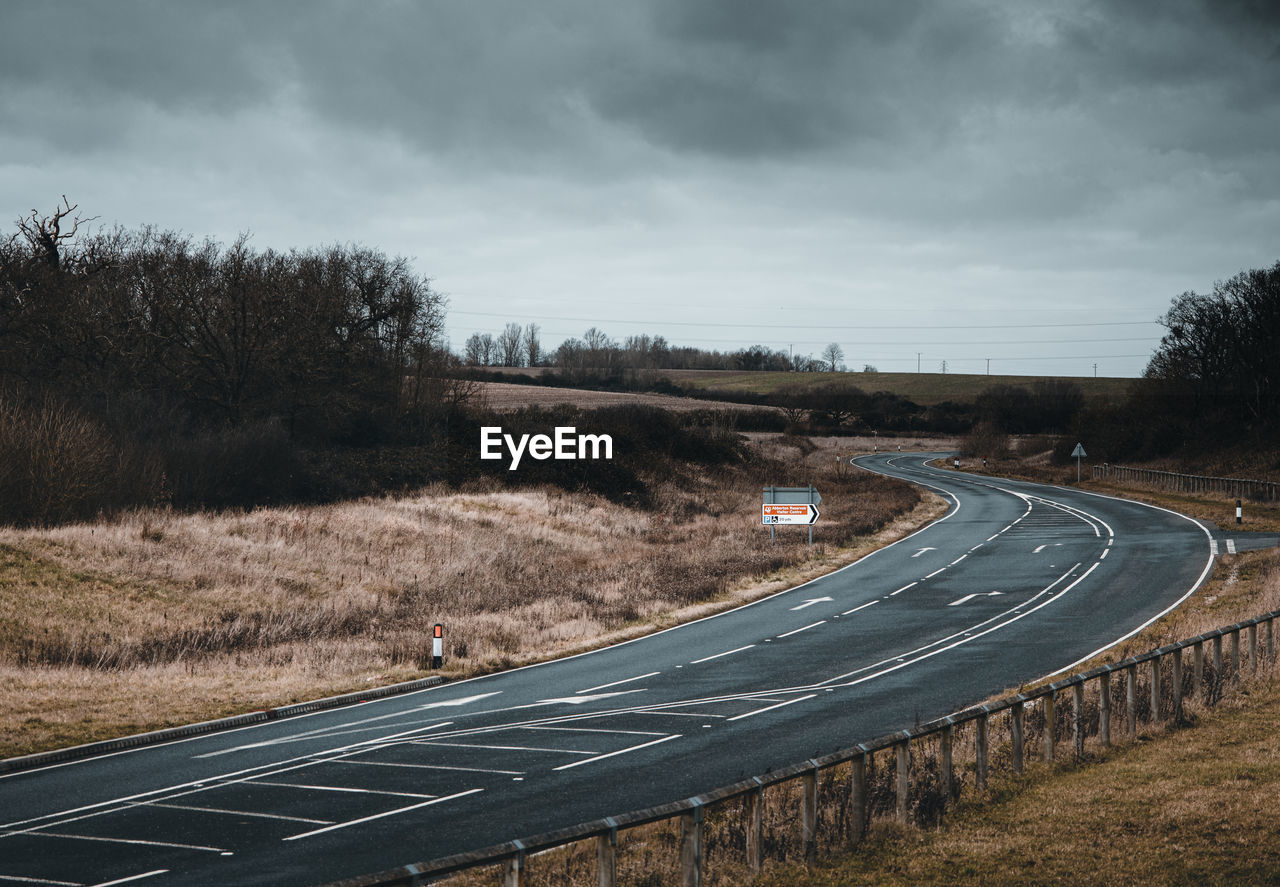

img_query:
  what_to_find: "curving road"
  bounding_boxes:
[0,454,1218,886]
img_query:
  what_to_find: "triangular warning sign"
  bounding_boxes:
[1071,443,1086,458]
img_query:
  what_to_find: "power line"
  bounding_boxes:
[449,309,1158,331]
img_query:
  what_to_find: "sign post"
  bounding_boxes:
[763,485,822,546]
[432,623,443,669]
[1071,443,1087,482]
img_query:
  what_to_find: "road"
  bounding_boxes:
[0,454,1220,886]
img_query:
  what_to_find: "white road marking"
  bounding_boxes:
[340,760,525,775]
[90,874,168,887]
[949,554,967,566]
[690,645,755,664]
[416,741,594,754]
[949,592,1004,607]
[789,597,833,611]
[7,831,224,854]
[576,672,660,694]
[527,726,664,737]
[1227,539,1237,554]
[250,780,436,798]
[925,568,945,578]
[552,735,682,771]
[147,802,331,824]
[1100,549,1109,559]
[1211,539,1220,556]
[889,582,917,596]
[282,788,484,841]
[911,547,935,558]
[842,600,880,615]
[726,694,818,722]
[0,875,82,886]
[777,621,825,638]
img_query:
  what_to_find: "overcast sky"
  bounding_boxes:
[4,1,1278,377]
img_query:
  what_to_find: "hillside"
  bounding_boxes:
[662,369,1133,407]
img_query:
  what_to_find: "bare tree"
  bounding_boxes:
[14,195,96,268]
[464,332,495,366]
[524,322,541,366]
[498,322,524,366]
[821,342,844,372]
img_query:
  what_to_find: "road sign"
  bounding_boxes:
[763,503,820,525]
[762,486,822,505]
[1071,443,1086,458]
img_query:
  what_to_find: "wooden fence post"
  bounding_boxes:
[1230,630,1240,684]
[896,740,910,823]
[680,807,704,887]
[504,851,525,887]
[1171,650,1183,722]
[1043,693,1056,763]
[744,787,763,872]
[1072,683,1085,758]
[1193,641,1203,698]
[1011,703,1025,771]
[802,766,818,861]
[1126,664,1137,738]
[1248,624,1258,673]
[940,725,954,801]
[1213,635,1223,696]
[1267,619,1275,664]
[975,714,988,791]
[1099,672,1111,747]
[597,828,617,887]
[849,754,867,846]
[1149,656,1162,722]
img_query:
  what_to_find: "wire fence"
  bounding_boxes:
[1094,465,1280,502]
[327,608,1279,887]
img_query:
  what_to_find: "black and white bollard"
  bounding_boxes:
[954,458,960,470]
[1236,499,1243,525]
[432,623,444,669]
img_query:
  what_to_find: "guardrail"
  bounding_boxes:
[328,609,1279,887]
[1093,464,1280,502]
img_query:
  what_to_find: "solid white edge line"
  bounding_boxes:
[690,645,755,665]
[283,788,483,841]
[777,621,825,639]
[576,672,660,694]
[726,694,818,722]
[552,735,681,771]
[0,875,83,886]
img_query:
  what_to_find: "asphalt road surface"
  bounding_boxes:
[0,454,1221,886]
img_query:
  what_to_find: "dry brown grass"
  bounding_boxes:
[475,382,770,412]
[0,436,936,758]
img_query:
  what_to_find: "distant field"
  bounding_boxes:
[662,369,1134,406]
[476,381,770,412]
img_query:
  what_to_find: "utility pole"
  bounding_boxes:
[1093,363,1098,378]
[917,352,921,373]
[986,358,990,375]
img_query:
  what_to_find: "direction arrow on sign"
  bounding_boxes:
[762,504,820,525]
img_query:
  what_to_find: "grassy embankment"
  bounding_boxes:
[0,433,945,759]
[663,369,1133,407]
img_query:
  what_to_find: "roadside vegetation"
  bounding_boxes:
[0,431,941,758]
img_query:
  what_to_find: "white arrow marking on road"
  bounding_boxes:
[911,547,936,558]
[537,691,651,706]
[949,592,1004,607]
[790,596,833,611]
[1033,543,1063,554]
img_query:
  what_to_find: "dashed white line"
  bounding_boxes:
[283,788,484,841]
[0,875,82,886]
[553,735,682,771]
[949,555,967,566]
[842,600,880,615]
[90,874,168,887]
[925,568,945,579]
[889,582,917,597]
[690,645,755,664]
[415,741,593,755]
[776,621,825,639]
[576,672,660,694]
[726,694,818,722]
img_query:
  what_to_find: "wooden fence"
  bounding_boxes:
[330,609,1279,887]
[1094,464,1279,502]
